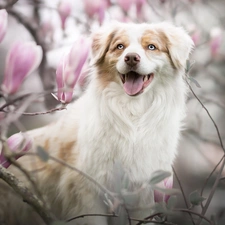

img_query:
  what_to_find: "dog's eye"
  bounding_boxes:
[148,44,156,50]
[117,44,124,50]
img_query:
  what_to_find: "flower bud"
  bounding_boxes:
[83,0,109,24]
[58,0,71,30]
[0,133,32,168]
[53,37,90,104]
[154,176,173,203]
[1,41,43,95]
[135,0,146,19]
[117,0,134,11]
[210,27,223,56]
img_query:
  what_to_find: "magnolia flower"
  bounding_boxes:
[1,41,43,95]
[210,27,223,56]
[53,37,90,104]
[154,176,173,203]
[0,9,7,43]
[58,0,71,30]
[117,0,133,11]
[0,133,32,168]
[135,0,146,18]
[83,0,109,24]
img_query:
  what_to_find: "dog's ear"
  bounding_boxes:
[91,24,117,65]
[160,23,194,70]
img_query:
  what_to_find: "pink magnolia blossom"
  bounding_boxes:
[117,0,134,11]
[0,133,32,168]
[154,176,173,203]
[1,41,42,95]
[58,0,71,30]
[53,37,90,104]
[135,0,146,17]
[0,9,8,43]
[210,27,223,56]
[83,0,109,24]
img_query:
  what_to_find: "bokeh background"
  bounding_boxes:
[0,0,225,224]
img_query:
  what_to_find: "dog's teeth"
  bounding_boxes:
[143,75,148,82]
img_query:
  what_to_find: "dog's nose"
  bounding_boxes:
[124,53,140,67]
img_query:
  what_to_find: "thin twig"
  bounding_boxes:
[186,78,225,225]
[67,213,117,222]
[48,155,117,200]
[136,213,162,225]
[124,206,132,225]
[173,167,196,225]
[67,212,176,225]
[22,106,67,115]
[4,105,67,116]
[186,80,224,151]
[0,93,32,111]
[132,217,176,225]
[200,155,225,208]
[174,208,213,225]
[197,158,225,225]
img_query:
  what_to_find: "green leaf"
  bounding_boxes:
[188,77,201,88]
[186,60,191,73]
[149,170,171,185]
[36,146,49,162]
[121,189,139,206]
[167,196,177,210]
[189,190,206,206]
[186,60,195,73]
[153,202,167,214]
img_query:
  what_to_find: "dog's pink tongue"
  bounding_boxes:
[123,72,144,96]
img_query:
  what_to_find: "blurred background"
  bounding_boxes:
[0,0,225,224]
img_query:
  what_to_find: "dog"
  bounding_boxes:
[7,21,194,225]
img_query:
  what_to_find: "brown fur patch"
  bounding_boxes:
[43,139,50,152]
[141,29,168,52]
[96,29,130,88]
[93,31,117,66]
[58,141,76,163]
[141,29,176,69]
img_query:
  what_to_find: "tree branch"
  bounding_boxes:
[0,165,56,224]
[0,0,18,9]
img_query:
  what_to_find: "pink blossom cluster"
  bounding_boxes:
[53,37,90,104]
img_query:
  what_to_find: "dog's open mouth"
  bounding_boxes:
[119,71,154,96]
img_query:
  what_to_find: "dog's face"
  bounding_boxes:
[92,22,194,96]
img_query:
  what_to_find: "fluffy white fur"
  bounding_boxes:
[10,22,194,225]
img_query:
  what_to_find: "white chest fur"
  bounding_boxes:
[76,77,186,189]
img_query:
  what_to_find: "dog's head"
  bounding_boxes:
[91,22,194,96]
